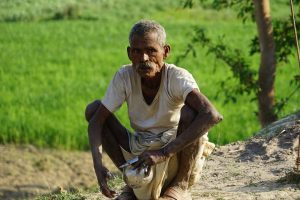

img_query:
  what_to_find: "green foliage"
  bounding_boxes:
[0,0,299,149]
[176,28,258,103]
[250,18,300,64]
[179,0,300,116]
[183,0,254,22]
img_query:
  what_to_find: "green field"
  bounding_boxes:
[0,0,299,150]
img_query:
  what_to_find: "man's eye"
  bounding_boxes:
[148,49,157,54]
[132,49,141,54]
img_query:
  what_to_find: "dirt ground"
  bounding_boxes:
[1,123,300,200]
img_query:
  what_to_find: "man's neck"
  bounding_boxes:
[141,68,163,89]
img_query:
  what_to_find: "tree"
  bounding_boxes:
[179,0,300,127]
[253,0,277,126]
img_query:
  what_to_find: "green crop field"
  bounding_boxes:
[0,0,299,150]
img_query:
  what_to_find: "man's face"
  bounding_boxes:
[127,32,169,78]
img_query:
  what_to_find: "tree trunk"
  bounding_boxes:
[253,0,277,127]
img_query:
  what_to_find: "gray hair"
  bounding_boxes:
[129,20,166,47]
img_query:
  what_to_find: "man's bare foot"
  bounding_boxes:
[159,186,192,200]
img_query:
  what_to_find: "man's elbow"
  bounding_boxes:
[85,100,102,122]
[208,109,223,125]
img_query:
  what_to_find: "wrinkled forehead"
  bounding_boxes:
[129,32,161,47]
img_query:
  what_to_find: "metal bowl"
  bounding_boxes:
[123,165,153,188]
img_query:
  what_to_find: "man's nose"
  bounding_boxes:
[140,53,149,62]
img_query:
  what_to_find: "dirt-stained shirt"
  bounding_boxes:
[102,63,199,134]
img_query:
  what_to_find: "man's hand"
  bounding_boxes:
[133,149,168,169]
[95,165,116,198]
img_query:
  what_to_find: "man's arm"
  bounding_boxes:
[134,89,222,167]
[163,88,223,157]
[87,103,116,198]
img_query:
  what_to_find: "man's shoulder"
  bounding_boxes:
[165,63,192,77]
[118,64,134,73]
[116,64,135,77]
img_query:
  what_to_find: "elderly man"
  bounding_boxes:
[85,20,222,200]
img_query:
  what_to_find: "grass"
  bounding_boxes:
[0,0,299,150]
[36,193,86,200]
[35,174,124,200]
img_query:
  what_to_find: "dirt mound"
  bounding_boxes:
[192,122,300,200]
[237,124,299,162]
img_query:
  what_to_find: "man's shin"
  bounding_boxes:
[170,139,201,190]
[101,126,127,171]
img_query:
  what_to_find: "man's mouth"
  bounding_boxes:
[139,66,151,71]
[137,63,154,71]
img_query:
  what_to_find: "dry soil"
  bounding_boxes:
[1,124,300,200]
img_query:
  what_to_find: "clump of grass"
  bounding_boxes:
[108,173,125,191]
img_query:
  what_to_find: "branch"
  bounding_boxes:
[176,27,258,104]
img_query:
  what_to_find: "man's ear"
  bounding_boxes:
[163,44,171,59]
[127,46,132,61]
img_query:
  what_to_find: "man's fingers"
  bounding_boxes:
[133,152,156,169]
[100,183,116,198]
[101,188,115,198]
[109,189,117,196]
[100,179,115,198]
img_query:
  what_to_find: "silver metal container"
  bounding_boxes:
[123,165,153,188]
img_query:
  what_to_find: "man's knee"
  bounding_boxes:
[85,100,102,122]
[179,105,197,127]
